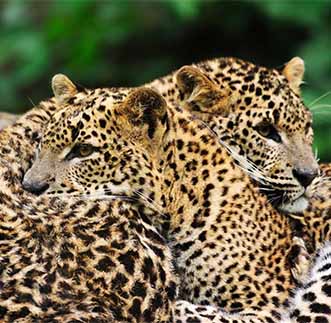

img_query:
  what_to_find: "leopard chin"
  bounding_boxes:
[278,195,309,214]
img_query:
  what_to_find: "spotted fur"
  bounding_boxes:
[149,57,319,215]
[22,74,320,321]
[281,242,331,323]
[0,100,178,322]
[147,57,331,320]
[302,164,331,251]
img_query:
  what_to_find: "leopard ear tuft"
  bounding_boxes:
[282,57,305,94]
[52,74,78,105]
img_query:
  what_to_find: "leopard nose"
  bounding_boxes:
[22,179,49,195]
[292,168,318,188]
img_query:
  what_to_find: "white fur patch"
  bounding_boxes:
[278,195,309,214]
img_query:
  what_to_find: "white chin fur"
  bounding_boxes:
[278,196,309,214]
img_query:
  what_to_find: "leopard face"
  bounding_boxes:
[174,57,319,214]
[22,75,168,207]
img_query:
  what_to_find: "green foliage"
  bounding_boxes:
[0,0,330,160]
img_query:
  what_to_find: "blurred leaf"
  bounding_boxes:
[1,0,30,26]
[168,0,201,19]
[252,0,329,27]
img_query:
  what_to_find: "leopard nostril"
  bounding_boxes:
[22,179,49,195]
[292,168,318,188]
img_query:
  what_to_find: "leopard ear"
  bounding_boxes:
[282,57,305,95]
[123,87,167,139]
[52,74,78,105]
[176,66,215,100]
[176,66,229,115]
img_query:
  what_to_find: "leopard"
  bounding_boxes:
[0,89,180,323]
[22,72,331,321]
[148,55,329,272]
[149,56,319,217]
[147,56,331,320]
[150,54,331,281]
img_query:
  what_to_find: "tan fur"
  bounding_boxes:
[0,99,178,323]
[22,75,319,321]
[5,58,331,321]
[149,57,318,215]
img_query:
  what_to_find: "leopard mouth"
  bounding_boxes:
[277,195,308,214]
[261,187,309,214]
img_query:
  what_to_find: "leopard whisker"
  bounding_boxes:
[45,190,137,203]
[311,174,331,189]
[197,119,273,184]
[258,187,275,192]
[82,189,139,203]
[43,192,81,199]
[27,96,37,109]
[279,191,288,210]
[308,90,331,108]
[320,177,331,185]
[312,111,331,115]
[233,162,269,185]
[133,189,166,217]
[216,139,274,185]
[267,194,282,205]
[310,104,331,111]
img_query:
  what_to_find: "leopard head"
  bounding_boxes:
[176,57,319,214]
[22,74,168,207]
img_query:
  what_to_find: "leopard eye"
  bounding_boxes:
[65,144,96,160]
[255,122,282,143]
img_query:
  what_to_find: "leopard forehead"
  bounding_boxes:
[198,57,312,132]
[40,87,130,152]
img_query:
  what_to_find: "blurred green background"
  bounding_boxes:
[0,0,330,160]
